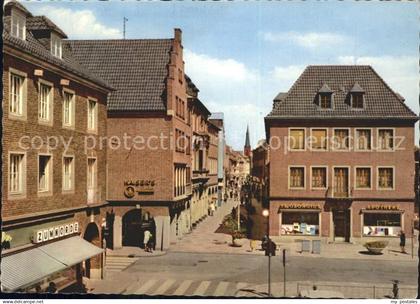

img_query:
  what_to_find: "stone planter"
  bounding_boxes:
[232,238,243,247]
[365,246,384,254]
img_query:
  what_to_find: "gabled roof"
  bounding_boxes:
[318,83,333,93]
[27,16,68,38]
[67,39,173,112]
[3,13,113,91]
[350,82,365,93]
[267,65,418,120]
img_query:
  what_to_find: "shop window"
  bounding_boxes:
[281,212,319,235]
[378,167,394,189]
[356,167,371,189]
[311,129,327,150]
[378,129,394,151]
[289,129,305,150]
[355,129,371,151]
[311,167,327,189]
[289,167,305,189]
[333,129,349,150]
[363,213,401,236]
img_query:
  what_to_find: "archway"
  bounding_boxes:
[83,223,100,279]
[122,209,143,247]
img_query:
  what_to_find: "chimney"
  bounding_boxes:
[174,28,182,43]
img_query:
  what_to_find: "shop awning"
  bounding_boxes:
[1,236,103,292]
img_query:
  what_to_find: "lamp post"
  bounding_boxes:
[262,208,271,297]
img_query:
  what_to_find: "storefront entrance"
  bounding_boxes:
[83,223,101,279]
[122,209,143,247]
[333,209,350,242]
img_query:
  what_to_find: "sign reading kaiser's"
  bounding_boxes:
[124,179,155,198]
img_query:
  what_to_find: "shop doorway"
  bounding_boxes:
[333,209,350,242]
[122,209,143,247]
[83,223,100,279]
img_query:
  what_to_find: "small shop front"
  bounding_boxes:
[1,220,103,293]
[277,203,322,237]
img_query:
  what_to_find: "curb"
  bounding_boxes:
[107,251,168,258]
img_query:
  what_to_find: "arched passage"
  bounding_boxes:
[83,223,100,279]
[122,209,142,247]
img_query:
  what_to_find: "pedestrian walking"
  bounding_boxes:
[143,230,151,252]
[210,202,216,216]
[147,235,154,253]
[45,282,57,293]
[399,230,406,253]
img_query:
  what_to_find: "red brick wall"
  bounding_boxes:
[2,54,108,219]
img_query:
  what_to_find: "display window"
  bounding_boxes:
[281,212,319,235]
[363,213,401,236]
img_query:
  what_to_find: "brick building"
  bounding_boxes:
[265,65,418,244]
[1,1,113,292]
[252,139,270,205]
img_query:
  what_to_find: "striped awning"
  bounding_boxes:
[1,236,103,292]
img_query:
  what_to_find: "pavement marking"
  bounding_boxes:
[172,280,193,296]
[151,279,176,295]
[192,281,211,296]
[212,281,229,296]
[133,279,158,295]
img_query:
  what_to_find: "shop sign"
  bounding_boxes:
[33,222,79,244]
[278,203,322,210]
[124,179,155,198]
[366,205,400,211]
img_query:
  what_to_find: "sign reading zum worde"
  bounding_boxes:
[33,222,79,244]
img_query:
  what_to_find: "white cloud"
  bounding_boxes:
[270,65,306,91]
[32,6,121,39]
[263,31,348,49]
[337,55,418,114]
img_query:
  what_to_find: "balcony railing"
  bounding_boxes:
[87,188,101,205]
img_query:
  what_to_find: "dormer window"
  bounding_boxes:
[350,82,365,109]
[318,83,333,109]
[51,33,62,59]
[11,9,26,40]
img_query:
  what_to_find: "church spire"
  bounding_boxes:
[244,124,251,157]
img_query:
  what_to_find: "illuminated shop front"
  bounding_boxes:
[279,204,321,236]
[362,205,403,237]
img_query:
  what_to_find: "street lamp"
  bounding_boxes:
[262,209,271,297]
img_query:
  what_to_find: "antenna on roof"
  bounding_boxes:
[123,17,128,39]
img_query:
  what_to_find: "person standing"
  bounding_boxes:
[210,202,216,216]
[143,230,151,252]
[399,230,406,253]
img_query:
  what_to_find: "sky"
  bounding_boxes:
[24,1,419,150]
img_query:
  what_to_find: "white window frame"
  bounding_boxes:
[9,68,27,120]
[87,157,97,190]
[310,128,328,151]
[377,128,395,152]
[354,166,372,190]
[38,79,54,125]
[62,155,75,192]
[354,128,373,152]
[38,153,53,195]
[288,165,306,190]
[8,151,26,198]
[332,166,351,198]
[11,9,26,40]
[310,166,328,190]
[331,128,351,151]
[288,128,306,151]
[87,98,98,133]
[50,32,62,59]
[62,88,75,128]
[377,166,395,191]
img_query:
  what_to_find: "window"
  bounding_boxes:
[39,155,51,192]
[319,94,331,109]
[311,129,327,150]
[186,136,191,155]
[289,129,305,150]
[356,167,371,189]
[87,99,97,131]
[63,157,74,190]
[174,165,186,196]
[378,129,394,151]
[311,167,327,189]
[355,129,371,150]
[378,167,394,189]
[39,82,52,122]
[63,91,75,127]
[363,213,401,236]
[9,153,24,194]
[87,158,97,189]
[11,10,26,40]
[289,167,305,189]
[333,129,349,150]
[10,72,24,116]
[352,93,364,109]
[51,33,62,58]
[281,212,319,235]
